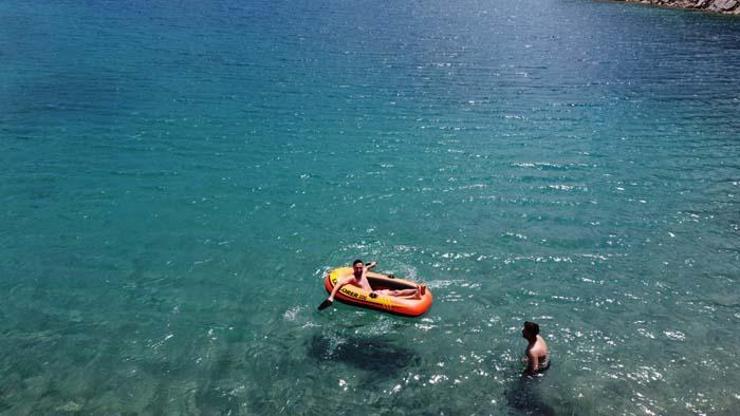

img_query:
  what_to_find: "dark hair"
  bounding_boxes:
[524,321,539,335]
[352,259,364,266]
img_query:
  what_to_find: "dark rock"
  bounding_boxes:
[694,0,710,9]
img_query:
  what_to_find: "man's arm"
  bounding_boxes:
[363,261,376,278]
[328,276,352,301]
[524,351,539,375]
[363,262,377,296]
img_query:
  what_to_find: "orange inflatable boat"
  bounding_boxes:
[323,267,433,317]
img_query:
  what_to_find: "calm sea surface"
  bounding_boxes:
[1,0,739,414]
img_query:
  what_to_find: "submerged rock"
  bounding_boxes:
[56,401,82,412]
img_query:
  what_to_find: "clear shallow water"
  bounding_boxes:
[1,0,738,414]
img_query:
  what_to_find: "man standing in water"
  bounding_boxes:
[505,321,555,415]
[522,321,550,375]
[320,260,425,309]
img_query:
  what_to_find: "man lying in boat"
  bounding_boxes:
[323,259,426,306]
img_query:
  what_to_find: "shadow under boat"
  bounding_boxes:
[308,333,419,375]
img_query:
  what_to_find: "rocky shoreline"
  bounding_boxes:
[615,0,740,15]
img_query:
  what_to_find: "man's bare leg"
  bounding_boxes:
[388,285,427,299]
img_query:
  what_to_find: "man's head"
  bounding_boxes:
[522,321,539,339]
[352,259,364,278]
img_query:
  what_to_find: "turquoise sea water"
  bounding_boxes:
[1,0,739,414]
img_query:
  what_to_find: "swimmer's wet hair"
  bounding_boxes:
[524,321,540,335]
[352,259,364,266]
